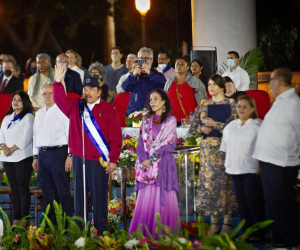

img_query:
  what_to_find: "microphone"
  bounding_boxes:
[80,98,87,114]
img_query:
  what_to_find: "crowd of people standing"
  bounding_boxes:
[0,47,299,247]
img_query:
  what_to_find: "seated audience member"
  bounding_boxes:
[88,61,109,102]
[116,54,138,94]
[105,46,128,103]
[220,95,265,243]
[155,51,177,80]
[56,53,82,96]
[28,53,58,109]
[253,68,300,247]
[0,59,23,93]
[191,59,208,90]
[32,83,73,226]
[76,53,89,80]
[222,51,250,91]
[24,58,37,92]
[65,49,84,83]
[122,47,166,116]
[224,76,247,102]
[164,56,207,125]
[0,91,34,227]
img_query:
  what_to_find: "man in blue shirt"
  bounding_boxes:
[122,47,166,116]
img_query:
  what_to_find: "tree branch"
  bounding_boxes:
[48,28,63,55]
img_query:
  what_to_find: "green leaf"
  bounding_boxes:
[0,206,11,235]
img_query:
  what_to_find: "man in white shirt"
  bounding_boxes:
[222,51,250,91]
[155,51,176,80]
[116,54,138,94]
[32,83,73,225]
[253,68,300,247]
[66,49,84,83]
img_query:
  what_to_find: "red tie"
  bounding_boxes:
[0,79,7,93]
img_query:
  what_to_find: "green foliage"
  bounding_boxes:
[258,19,298,71]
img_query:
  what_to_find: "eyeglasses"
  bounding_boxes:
[139,57,150,61]
[237,105,251,109]
[42,92,52,96]
[269,77,278,81]
[90,72,100,76]
[56,60,68,63]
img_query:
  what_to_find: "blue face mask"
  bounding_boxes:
[0,65,2,72]
[62,63,67,70]
[227,59,235,68]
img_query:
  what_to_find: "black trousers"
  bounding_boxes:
[4,156,33,220]
[73,155,109,235]
[260,161,300,246]
[38,146,73,225]
[231,173,265,239]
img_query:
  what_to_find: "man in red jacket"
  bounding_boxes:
[53,64,122,235]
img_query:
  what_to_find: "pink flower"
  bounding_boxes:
[39,234,43,240]
[129,147,135,152]
[13,234,19,243]
[192,240,202,248]
[124,135,132,140]
[3,172,6,176]
[140,238,149,244]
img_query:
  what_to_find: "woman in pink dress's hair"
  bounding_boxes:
[128,88,180,237]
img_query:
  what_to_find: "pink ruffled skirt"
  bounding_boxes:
[128,185,181,237]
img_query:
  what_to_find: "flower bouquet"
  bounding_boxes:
[118,135,138,167]
[108,197,124,228]
[126,109,148,127]
[126,195,136,219]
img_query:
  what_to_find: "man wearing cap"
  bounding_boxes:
[52,63,122,235]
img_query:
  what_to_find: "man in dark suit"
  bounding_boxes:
[0,59,23,93]
[55,53,82,96]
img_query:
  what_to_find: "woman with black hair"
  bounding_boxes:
[128,88,180,237]
[191,59,208,91]
[0,91,34,227]
[164,56,207,126]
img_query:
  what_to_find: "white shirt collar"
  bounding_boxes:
[276,88,294,101]
[71,65,79,71]
[4,74,13,80]
[237,118,253,127]
[87,98,101,111]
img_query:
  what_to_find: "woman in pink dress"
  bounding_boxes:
[128,88,180,237]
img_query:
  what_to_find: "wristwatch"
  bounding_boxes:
[10,148,14,153]
[68,153,72,157]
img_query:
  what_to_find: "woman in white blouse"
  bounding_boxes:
[0,91,34,227]
[220,95,265,243]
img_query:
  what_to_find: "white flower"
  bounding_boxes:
[178,238,188,244]
[124,239,140,249]
[74,237,86,248]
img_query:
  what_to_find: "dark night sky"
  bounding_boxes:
[0,0,298,70]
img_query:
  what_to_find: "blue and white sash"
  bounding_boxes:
[78,100,110,166]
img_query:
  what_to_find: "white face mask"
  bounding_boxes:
[158,64,167,70]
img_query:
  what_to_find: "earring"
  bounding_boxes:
[162,106,166,113]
